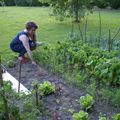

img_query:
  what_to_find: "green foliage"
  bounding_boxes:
[23,98,33,112]
[72,110,89,120]
[8,104,20,119]
[6,59,16,68]
[2,0,43,6]
[113,113,120,120]
[39,0,93,21]
[68,32,80,41]
[109,0,120,9]
[39,81,55,96]
[0,81,20,119]
[93,0,120,9]
[112,89,120,107]
[35,38,120,88]
[78,94,94,110]
[94,0,109,8]
[0,0,5,6]
[99,113,109,120]
[94,57,120,86]
[72,70,84,87]
[86,82,96,97]
[99,88,120,107]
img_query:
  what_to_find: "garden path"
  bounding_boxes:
[7,60,119,120]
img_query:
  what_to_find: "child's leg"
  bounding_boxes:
[11,44,27,57]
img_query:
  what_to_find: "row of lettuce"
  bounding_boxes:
[34,39,120,106]
[1,80,120,119]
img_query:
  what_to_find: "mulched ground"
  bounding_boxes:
[7,60,120,120]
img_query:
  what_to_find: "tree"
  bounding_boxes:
[39,0,93,22]
[26,0,33,6]
[0,0,5,6]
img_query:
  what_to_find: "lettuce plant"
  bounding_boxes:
[79,94,94,111]
[72,110,89,120]
[39,81,55,96]
[113,113,120,120]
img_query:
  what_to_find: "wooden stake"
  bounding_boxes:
[108,29,111,52]
[18,61,22,93]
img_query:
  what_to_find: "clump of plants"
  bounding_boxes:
[39,81,55,96]
[78,94,94,111]
[72,110,89,120]
[6,59,16,68]
[99,113,109,120]
[113,113,120,120]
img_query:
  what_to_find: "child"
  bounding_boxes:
[10,22,42,65]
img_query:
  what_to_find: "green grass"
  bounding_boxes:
[0,7,120,62]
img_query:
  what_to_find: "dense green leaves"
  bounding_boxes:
[78,94,94,110]
[39,81,55,96]
[39,0,93,22]
[72,110,89,120]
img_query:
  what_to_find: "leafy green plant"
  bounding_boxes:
[113,113,120,120]
[72,110,89,120]
[99,113,109,120]
[78,94,94,111]
[6,59,16,68]
[39,81,55,96]
[99,116,109,120]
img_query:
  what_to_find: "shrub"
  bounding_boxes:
[95,0,109,8]
[113,113,120,120]
[109,0,120,9]
[99,113,109,120]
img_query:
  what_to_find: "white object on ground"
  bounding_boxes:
[2,71,30,95]
[36,41,43,46]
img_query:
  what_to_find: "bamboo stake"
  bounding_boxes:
[108,29,111,52]
[98,10,101,48]
[18,61,22,93]
[35,84,39,107]
[77,22,84,43]
[84,16,88,43]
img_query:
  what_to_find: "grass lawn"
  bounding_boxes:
[0,7,120,63]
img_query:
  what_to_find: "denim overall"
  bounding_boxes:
[10,31,36,57]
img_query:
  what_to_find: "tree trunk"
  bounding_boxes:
[74,0,79,22]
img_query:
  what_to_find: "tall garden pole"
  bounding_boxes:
[84,16,88,43]
[35,83,39,107]
[108,29,111,52]
[98,10,101,48]
[0,55,9,120]
[18,61,22,93]
[77,22,84,43]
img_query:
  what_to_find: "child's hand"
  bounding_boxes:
[36,42,44,46]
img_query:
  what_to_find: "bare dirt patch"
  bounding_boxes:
[7,60,120,120]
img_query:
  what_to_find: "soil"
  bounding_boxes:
[7,60,120,120]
